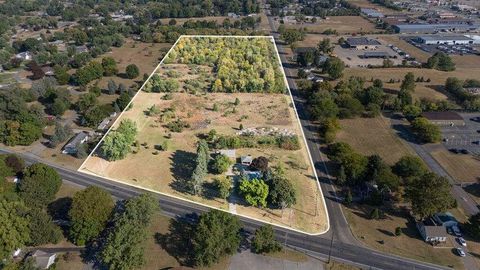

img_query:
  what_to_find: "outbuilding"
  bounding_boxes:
[421,111,465,126]
[240,155,253,166]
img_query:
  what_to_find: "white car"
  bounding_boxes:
[455,248,466,257]
[457,237,467,247]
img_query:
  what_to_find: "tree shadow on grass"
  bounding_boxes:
[169,150,196,193]
[155,217,196,267]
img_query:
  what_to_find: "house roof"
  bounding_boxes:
[424,225,447,237]
[346,37,381,46]
[435,212,458,223]
[64,132,88,149]
[422,111,463,121]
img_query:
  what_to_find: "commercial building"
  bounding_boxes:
[421,111,465,126]
[393,23,480,34]
[361,8,384,18]
[416,35,474,45]
[345,37,381,50]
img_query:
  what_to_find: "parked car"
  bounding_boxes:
[460,149,469,154]
[457,237,467,247]
[470,117,480,122]
[455,247,466,257]
[449,148,459,154]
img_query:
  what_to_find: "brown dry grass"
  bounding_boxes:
[81,89,326,233]
[336,116,415,164]
[343,204,464,269]
[431,149,480,183]
[325,261,361,270]
[380,35,431,62]
[283,16,377,34]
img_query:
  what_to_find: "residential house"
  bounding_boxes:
[416,222,447,244]
[75,45,89,54]
[31,250,56,269]
[62,132,89,154]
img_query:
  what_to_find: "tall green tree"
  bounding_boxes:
[19,163,62,208]
[102,57,118,76]
[101,120,137,161]
[265,167,296,208]
[393,155,427,178]
[411,117,441,143]
[239,178,269,208]
[125,64,140,79]
[324,57,345,79]
[193,210,241,267]
[405,172,455,220]
[27,210,62,246]
[251,225,282,254]
[400,72,415,92]
[100,194,158,270]
[0,200,30,259]
[69,186,114,245]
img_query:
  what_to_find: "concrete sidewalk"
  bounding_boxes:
[229,250,323,270]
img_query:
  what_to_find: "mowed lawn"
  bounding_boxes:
[335,116,415,165]
[343,204,464,270]
[431,149,480,184]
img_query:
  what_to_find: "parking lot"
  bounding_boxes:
[403,37,479,56]
[441,113,480,155]
[335,43,405,67]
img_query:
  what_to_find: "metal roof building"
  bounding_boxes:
[393,23,480,34]
[362,51,391,58]
[416,35,474,45]
[361,8,384,18]
[346,37,381,49]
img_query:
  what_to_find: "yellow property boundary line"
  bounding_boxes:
[78,35,330,235]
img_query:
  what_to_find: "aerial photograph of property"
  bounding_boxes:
[2,0,480,270]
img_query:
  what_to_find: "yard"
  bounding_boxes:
[335,116,415,165]
[343,204,464,269]
[80,36,328,234]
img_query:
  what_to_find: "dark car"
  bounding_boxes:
[449,148,459,154]
[460,149,469,154]
[471,117,480,122]
[477,130,480,133]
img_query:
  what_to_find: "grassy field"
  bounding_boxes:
[283,16,378,34]
[81,37,327,234]
[343,204,464,269]
[335,116,415,164]
[325,261,361,270]
[431,149,480,184]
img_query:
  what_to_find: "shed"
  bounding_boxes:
[240,155,253,166]
[62,132,89,154]
[31,250,56,269]
[421,111,465,126]
[97,118,111,131]
[417,222,447,243]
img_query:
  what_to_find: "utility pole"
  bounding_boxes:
[327,230,334,264]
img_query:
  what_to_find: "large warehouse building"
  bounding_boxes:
[393,23,480,34]
[416,35,475,45]
[345,37,381,49]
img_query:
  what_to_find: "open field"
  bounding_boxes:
[336,116,415,164]
[81,36,327,234]
[283,16,378,34]
[431,149,480,183]
[344,67,480,102]
[343,204,464,269]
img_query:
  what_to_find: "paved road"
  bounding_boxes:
[0,149,449,270]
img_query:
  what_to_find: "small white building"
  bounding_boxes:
[15,51,32,61]
[62,132,89,154]
[240,155,253,166]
